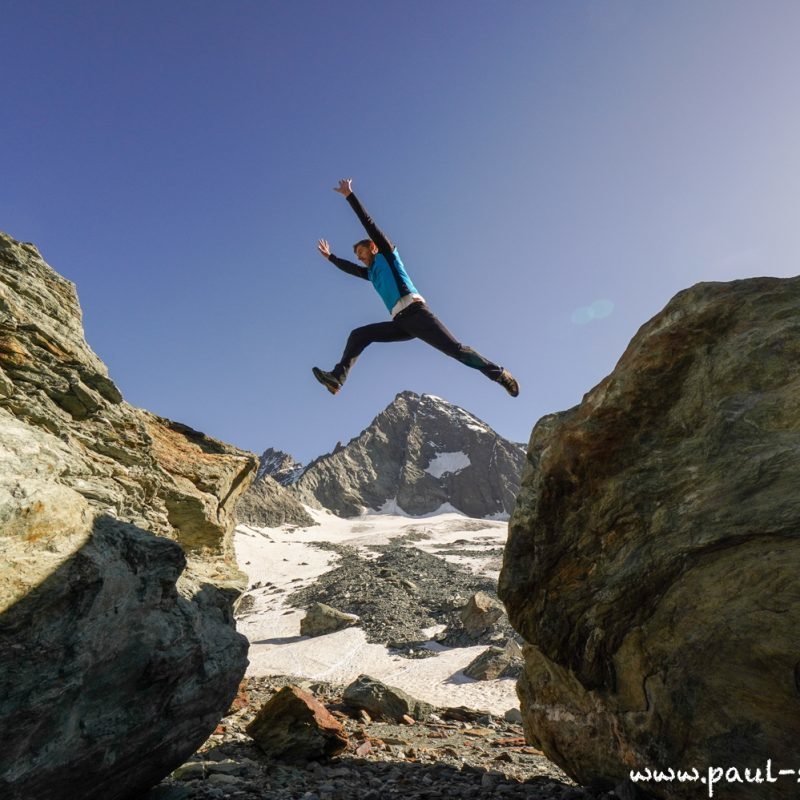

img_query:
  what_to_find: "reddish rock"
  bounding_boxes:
[228,679,250,713]
[245,686,348,761]
[355,740,372,757]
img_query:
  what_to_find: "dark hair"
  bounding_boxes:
[352,239,374,253]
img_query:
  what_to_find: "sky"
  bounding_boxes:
[3,1,800,463]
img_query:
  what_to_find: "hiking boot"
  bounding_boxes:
[312,367,343,395]
[496,368,520,397]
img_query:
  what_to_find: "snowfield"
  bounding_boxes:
[234,507,519,715]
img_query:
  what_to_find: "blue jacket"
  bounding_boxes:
[366,248,419,313]
[328,192,420,314]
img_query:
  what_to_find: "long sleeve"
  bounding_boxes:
[328,254,369,280]
[346,192,394,254]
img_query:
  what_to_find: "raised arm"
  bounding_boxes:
[333,178,394,254]
[317,238,369,280]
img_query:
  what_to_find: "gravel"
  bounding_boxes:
[144,676,620,800]
[287,542,520,655]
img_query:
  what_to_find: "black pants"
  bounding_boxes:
[333,302,503,382]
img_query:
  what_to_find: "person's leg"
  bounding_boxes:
[332,321,414,382]
[396,304,504,380]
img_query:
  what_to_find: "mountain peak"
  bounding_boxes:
[257,447,304,485]
[287,391,524,518]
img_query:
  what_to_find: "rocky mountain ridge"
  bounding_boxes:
[252,392,525,519]
[257,448,305,485]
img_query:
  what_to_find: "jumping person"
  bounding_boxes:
[312,178,519,398]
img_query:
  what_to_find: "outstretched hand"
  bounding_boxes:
[333,178,353,197]
[317,239,332,259]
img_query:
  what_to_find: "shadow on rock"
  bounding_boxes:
[0,514,248,800]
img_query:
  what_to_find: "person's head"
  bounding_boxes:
[353,239,378,267]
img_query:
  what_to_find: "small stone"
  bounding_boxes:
[442,706,492,722]
[227,679,250,713]
[481,772,500,790]
[327,767,352,779]
[206,760,246,776]
[356,740,373,757]
[463,728,493,737]
[206,773,243,787]
[171,762,207,781]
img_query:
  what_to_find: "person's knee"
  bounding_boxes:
[347,327,369,344]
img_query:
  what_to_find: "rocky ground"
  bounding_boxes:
[143,675,613,800]
[286,534,521,655]
[143,519,622,800]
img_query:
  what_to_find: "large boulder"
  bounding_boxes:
[343,674,434,722]
[300,602,359,637]
[246,686,348,762]
[0,232,258,799]
[499,277,800,798]
[463,640,524,681]
[459,590,506,637]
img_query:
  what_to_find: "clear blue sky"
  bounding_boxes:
[4,1,799,463]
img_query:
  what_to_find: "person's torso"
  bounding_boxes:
[368,248,420,313]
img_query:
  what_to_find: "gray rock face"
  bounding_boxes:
[286,391,524,518]
[235,472,315,528]
[0,232,256,799]
[2,512,247,800]
[499,276,800,798]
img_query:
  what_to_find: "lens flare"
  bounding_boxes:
[571,299,615,325]
[571,307,594,325]
[590,299,614,319]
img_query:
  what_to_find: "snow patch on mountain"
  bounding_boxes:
[375,497,409,516]
[425,450,471,478]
